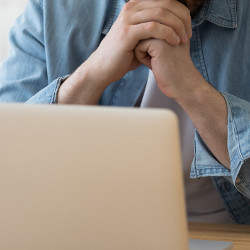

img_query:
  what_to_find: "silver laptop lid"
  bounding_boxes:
[0,104,188,250]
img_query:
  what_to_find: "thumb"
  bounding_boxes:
[134,39,153,69]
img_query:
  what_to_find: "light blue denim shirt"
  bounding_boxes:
[0,0,250,224]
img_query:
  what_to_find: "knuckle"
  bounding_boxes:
[165,0,172,5]
[121,4,129,14]
[154,8,165,17]
[122,1,136,12]
[145,22,157,32]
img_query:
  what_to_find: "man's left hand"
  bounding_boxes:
[135,38,200,102]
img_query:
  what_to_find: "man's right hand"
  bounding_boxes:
[58,0,192,105]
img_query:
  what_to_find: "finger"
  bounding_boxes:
[127,0,192,38]
[127,21,181,49]
[166,0,192,38]
[130,7,189,43]
[134,39,153,69]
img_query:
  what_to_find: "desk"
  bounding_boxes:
[189,223,250,250]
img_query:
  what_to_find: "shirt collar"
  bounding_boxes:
[192,0,237,28]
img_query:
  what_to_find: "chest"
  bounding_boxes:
[190,7,250,101]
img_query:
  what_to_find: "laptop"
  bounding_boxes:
[0,103,232,249]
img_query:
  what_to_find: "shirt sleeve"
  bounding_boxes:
[191,92,250,199]
[0,0,66,104]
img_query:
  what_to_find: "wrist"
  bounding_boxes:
[77,61,108,93]
[57,61,107,105]
[173,66,212,108]
[174,67,225,119]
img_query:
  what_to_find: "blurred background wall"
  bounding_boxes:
[0,0,27,62]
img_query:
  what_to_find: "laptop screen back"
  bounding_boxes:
[0,104,188,250]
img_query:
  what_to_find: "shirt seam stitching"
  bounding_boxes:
[227,96,244,162]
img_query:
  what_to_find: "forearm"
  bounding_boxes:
[176,66,230,169]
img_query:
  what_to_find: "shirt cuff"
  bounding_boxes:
[190,92,250,198]
[25,75,69,104]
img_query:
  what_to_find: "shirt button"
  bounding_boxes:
[235,177,241,185]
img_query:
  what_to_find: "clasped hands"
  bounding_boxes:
[92,0,200,101]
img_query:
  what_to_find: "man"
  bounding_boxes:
[0,0,249,223]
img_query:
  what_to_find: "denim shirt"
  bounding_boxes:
[0,0,250,224]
